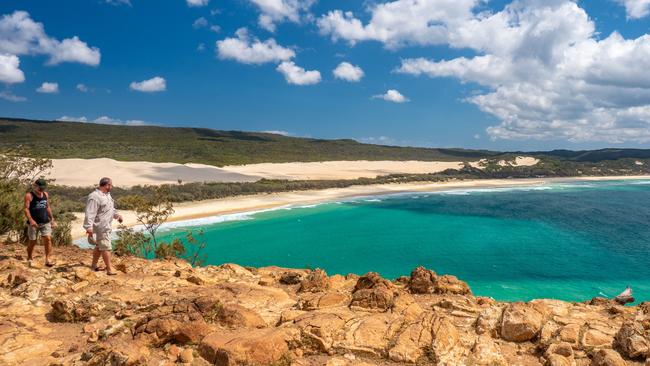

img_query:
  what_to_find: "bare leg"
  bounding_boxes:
[27,240,37,260]
[42,236,53,265]
[101,251,114,273]
[91,246,101,269]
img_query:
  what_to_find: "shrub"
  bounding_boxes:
[51,213,74,246]
[113,225,151,257]
[154,238,185,259]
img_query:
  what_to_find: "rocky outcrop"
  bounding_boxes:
[350,272,396,311]
[500,302,545,342]
[615,321,650,359]
[0,243,647,366]
[298,268,330,293]
[407,266,471,295]
[434,274,472,295]
[407,266,437,294]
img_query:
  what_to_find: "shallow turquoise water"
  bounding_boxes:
[156,180,650,302]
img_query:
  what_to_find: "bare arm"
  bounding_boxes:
[24,193,36,226]
[45,192,56,227]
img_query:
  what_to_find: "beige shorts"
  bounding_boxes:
[92,232,113,251]
[27,222,52,240]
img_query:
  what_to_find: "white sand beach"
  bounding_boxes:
[69,175,650,239]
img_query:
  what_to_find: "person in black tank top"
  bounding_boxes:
[24,179,57,266]
[28,191,50,225]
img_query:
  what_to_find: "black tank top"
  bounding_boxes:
[29,191,50,224]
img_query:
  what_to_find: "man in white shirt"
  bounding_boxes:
[83,177,123,275]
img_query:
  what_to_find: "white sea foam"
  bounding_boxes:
[437,185,556,196]
[627,180,650,185]
[294,204,320,209]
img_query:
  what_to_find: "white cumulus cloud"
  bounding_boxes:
[57,115,150,126]
[261,130,291,136]
[248,0,316,32]
[0,11,100,66]
[216,28,295,64]
[129,76,166,92]
[393,1,650,143]
[0,91,26,102]
[0,53,24,84]
[36,82,58,94]
[333,61,364,82]
[193,17,208,29]
[617,0,650,19]
[187,0,209,7]
[276,61,321,85]
[76,83,88,92]
[373,89,408,103]
[317,0,478,49]
[105,0,132,6]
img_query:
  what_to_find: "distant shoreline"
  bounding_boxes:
[71,175,650,239]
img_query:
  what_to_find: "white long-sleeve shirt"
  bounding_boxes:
[83,189,119,233]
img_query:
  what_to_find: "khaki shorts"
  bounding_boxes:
[27,222,52,240]
[92,232,113,251]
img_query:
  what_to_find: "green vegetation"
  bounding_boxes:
[113,186,207,264]
[0,118,497,166]
[0,150,74,245]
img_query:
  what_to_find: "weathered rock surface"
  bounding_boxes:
[500,302,545,342]
[615,321,650,359]
[0,243,647,366]
[350,272,397,311]
[591,348,627,366]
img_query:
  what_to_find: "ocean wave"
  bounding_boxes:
[627,180,650,185]
[159,212,257,231]
[293,203,321,209]
[437,185,556,196]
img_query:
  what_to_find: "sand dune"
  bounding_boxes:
[47,159,469,187]
[48,158,260,187]
[221,160,467,180]
[48,157,542,187]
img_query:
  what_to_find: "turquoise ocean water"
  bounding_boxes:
[156,180,650,303]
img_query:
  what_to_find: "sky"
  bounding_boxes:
[0,0,649,151]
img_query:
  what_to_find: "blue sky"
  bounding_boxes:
[0,0,649,151]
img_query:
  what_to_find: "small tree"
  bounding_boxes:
[185,229,208,266]
[113,187,209,265]
[122,186,175,257]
